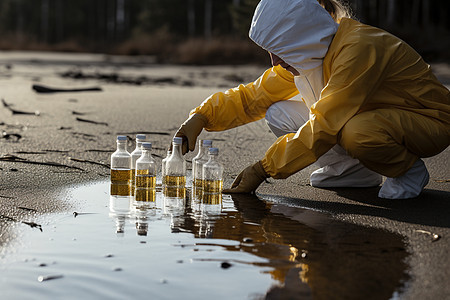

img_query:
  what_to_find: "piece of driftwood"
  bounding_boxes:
[32,84,102,94]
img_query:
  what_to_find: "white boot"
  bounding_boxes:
[310,145,382,188]
[378,159,429,199]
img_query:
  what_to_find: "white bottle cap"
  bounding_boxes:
[203,140,213,147]
[141,142,152,150]
[136,134,147,141]
[173,137,183,145]
[208,147,218,155]
[117,135,127,141]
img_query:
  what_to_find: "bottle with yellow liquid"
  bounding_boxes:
[135,142,157,190]
[192,139,212,190]
[164,137,186,188]
[111,136,132,196]
[202,147,223,194]
[161,149,171,186]
[130,134,147,195]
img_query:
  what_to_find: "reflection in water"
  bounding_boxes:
[133,188,156,236]
[207,195,409,299]
[191,187,223,238]
[109,184,409,299]
[163,187,187,232]
[109,183,132,235]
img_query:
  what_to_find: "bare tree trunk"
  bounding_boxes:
[106,0,115,41]
[423,0,430,29]
[15,1,25,43]
[204,0,212,39]
[386,0,396,27]
[438,1,449,28]
[378,0,386,26]
[188,0,196,36]
[411,0,421,26]
[56,0,64,42]
[41,0,49,43]
[123,0,130,38]
[354,0,366,22]
[368,0,377,24]
[116,0,125,40]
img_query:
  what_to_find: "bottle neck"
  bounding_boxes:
[201,145,210,156]
[141,149,152,158]
[207,153,217,162]
[117,141,127,151]
[172,143,183,157]
[136,141,143,150]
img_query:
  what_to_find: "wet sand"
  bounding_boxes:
[0,51,449,299]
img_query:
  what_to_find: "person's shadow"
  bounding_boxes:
[260,187,450,228]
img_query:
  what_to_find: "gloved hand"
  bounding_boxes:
[174,114,208,155]
[223,161,269,194]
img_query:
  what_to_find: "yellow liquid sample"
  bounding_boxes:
[110,183,130,196]
[194,178,203,189]
[202,192,222,205]
[135,170,156,189]
[164,175,186,187]
[203,179,223,194]
[130,169,136,196]
[164,186,186,198]
[111,168,132,183]
[135,188,156,202]
[192,186,203,198]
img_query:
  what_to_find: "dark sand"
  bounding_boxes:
[0,51,449,299]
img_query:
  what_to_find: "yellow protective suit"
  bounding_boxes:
[190,18,450,179]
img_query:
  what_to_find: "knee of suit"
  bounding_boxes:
[265,100,309,135]
[338,114,418,177]
[339,114,390,158]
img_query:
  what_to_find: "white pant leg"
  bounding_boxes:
[265,99,309,137]
[265,100,382,188]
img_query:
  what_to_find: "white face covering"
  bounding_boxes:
[294,65,324,109]
[249,0,338,74]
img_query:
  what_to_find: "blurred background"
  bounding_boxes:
[0,0,449,64]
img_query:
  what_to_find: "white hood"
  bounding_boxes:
[249,0,338,73]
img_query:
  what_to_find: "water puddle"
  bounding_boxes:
[0,180,410,299]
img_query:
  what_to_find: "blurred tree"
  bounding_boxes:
[229,0,259,37]
[0,0,447,61]
[188,0,196,36]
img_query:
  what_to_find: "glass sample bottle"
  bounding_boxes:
[192,139,213,189]
[202,147,223,194]
[135,142,157,189]
[130,134,147,196]
[164,137,186,187]
[111,135,132,184]
[161,149,172,186]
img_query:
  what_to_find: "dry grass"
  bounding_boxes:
[1,27,448,64]
[0,31,269,65]
[172,37,268,65]
[113,32,269,65]
[0,34,87,53]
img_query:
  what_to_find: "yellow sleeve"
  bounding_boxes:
[261,39,389,179]
[190,65,298,131]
